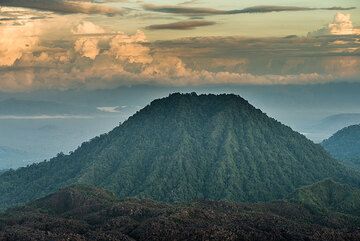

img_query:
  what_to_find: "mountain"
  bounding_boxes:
[0,93,358,210]
[322,125,360,169]
[310,114,360,142]
[290,179,360,215]
[0,146,34,169]
[0,98,98,116]
[0,169,8,175]
[1,185,360,241]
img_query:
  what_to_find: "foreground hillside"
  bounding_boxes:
[322,125,360,169]
[1,185,360,241]
[290,179,360,215]
[0,93,358,210]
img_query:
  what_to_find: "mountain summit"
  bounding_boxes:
[322,124,360,169]
[0,93,356,209]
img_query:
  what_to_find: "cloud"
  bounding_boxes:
[72,21,106,35]
[0,21,41,66]
[108,30,152,64]
[0,18,359,92]
[143,4,355,16]
[73,21,106,59]
[97,106,121,113]
[310,13,360,36]
[328,13,360,35]
[0,0,125,15]
[145,20,215,30]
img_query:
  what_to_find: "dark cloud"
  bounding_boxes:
[145,20,215,30]
[143,4,356,16]
[0,0,125,15]
[0,17,18,21]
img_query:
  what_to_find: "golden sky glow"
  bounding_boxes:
[0,0,359,91]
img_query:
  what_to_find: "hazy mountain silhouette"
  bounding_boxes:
[322,125,360,169]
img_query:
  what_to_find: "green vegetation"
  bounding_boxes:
[0,93,358,210]
[322,125,360,169]
[2,185,360,241]
[290,179,360,215]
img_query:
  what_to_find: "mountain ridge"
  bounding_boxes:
[0,93,358,210]
[322,125,360,169]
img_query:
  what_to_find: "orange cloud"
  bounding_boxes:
[73,21,106,60]
[310,13,360,36]
[108,30,152,64]
[329,13,360,35]
[0,21,41,66]
[0,18,358,92]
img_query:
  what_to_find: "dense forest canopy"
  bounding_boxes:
[2,184,360,241]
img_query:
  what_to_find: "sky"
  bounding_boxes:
[0,0,359,91]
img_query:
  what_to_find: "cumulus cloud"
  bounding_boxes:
[310,13,360,36]
[0,21,41,66]
[108,30,152,64]
[0,0,125,15]
[146,20,216,30]
[328,13,360,35]
[143,4,355,16]
[73,21,106,59]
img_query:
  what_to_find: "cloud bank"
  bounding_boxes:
[146,20,216,30]
[0,0,125,15]
[143,4,355,16]
[0,13,359,92]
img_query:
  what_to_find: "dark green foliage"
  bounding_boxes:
[0,169,8,176]
[0,93,358,210]
[322,125,360,169]
[1,185,360,241]
[289,179,360,215]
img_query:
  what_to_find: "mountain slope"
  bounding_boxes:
[2,185,360,241]
[322,125,360,169]
[290,179,360,215]
[0,93,357,210]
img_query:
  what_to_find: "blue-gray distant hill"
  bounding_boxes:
[322,125,360,169]
[0,98,96,116]
[0,146,34,170]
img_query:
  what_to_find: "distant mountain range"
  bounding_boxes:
[322,125,360,169]
[0,98,97,116]
[0,146,34,170]
[0,93,358,210]
[1,183,360,241]
[310,113,360,139]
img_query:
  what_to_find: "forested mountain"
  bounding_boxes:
[2,185,360,241]
[290,179,360,215]
[322,125,360,169]
[0,93,358,210]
